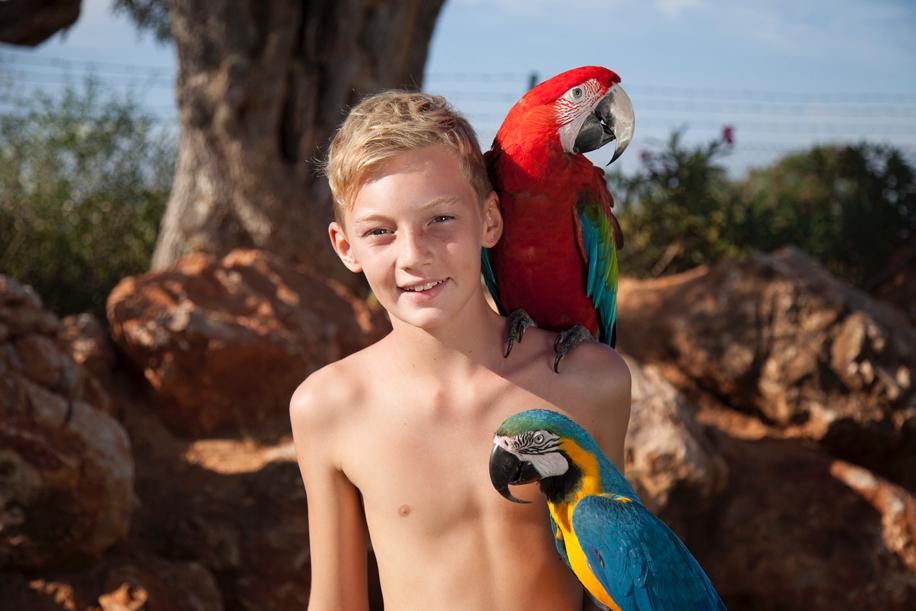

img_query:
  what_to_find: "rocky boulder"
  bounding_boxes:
[0,275,133,569]
[107,249,387,437]
[0,552,223,611]
[57,312,118,417]
[871,247,916,328]
[623,357,728,533]
[691,432,916,610]
[617,246,916,490]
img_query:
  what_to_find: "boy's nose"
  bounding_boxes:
[398,227,433,268]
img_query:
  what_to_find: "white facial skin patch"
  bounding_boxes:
[493,431,570,478]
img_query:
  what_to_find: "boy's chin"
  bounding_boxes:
[390,308,452,331]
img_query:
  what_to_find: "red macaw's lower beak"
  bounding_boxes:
[573,83,635,164]
[489,444,541,504]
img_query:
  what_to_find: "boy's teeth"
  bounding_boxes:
[405,280,442,292]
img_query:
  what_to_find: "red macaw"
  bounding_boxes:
[482,66,634,371]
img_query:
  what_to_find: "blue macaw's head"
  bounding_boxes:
[489,409,603,504]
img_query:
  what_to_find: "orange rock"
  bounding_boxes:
[0,275,133,570]
[106,249,387,437]
[689,434,916,610]
[618,246,916,490]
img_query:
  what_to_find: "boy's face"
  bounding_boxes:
[329,145,502,331]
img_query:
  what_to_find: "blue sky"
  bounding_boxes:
[2,0,915,176]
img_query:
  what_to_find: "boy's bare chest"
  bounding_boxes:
[339,377,565,536]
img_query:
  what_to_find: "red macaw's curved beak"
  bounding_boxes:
[489,444,541,504]
[573,82,635,164]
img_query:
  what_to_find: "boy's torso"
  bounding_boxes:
[329,330,614,610]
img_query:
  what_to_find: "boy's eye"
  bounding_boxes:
[363,228,391,238]
[432,215,454,224]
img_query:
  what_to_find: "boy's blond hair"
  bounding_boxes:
[325,90,492,223]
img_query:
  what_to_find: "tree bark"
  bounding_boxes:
[0,0,81,46]
[152,0,445,288]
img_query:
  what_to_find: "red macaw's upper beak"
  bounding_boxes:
[573,83,635,164]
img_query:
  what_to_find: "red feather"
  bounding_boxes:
[486,66,622,336]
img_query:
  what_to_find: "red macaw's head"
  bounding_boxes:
[496,66,635,164]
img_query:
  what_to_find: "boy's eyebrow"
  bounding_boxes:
[352,196,463,225]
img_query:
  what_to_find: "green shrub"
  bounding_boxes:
[608,130,742,278]
[0,79,175,319]
[608,131,915,288]
[738,144,915,287]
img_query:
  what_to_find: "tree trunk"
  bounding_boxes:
[152,0,445,289]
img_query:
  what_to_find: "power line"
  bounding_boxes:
[0,72,174,90]
[0,50,172,76]
[5,52,916,106]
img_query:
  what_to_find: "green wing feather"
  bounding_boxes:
[575,192,620,347]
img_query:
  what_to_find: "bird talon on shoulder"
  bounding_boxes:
[552,324,595,373]
[504,308,537,358]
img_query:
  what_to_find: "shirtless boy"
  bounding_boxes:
[289,91,631,611]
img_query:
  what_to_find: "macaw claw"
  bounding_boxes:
[504,308,537,358]
[553,324,595,373]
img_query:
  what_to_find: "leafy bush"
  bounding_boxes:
[608,130,742,277]
[0,79,175,318]
[608,131,915,288]
[738,144,915,287]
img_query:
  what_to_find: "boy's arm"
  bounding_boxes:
[290,375,370,611]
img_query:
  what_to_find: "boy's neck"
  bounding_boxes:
[388,294,506,379]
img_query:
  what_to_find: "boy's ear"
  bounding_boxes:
[481,191,503,248]
[328,221,363,273]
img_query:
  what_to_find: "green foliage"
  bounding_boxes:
[112,0,172,43]
[738,144,915,287]
[608,131,916,288]
[608,130,742,277]
[0,79,175,319]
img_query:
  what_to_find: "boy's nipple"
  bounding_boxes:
[398,503,411,517]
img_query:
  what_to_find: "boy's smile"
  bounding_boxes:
[329,144,502,332]
[399,278,448,299]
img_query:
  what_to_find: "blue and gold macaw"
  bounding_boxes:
[489,409,726,611]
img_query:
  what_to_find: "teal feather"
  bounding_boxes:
[573,496,726,611]
[575,194,619,347]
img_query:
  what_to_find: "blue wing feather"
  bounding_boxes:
[574,195,619,347]
[572,495,726,611]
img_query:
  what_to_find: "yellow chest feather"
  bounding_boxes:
[547,440,622,611]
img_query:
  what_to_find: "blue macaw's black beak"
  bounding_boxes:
[489,444,541,504]
[573,83,635,164]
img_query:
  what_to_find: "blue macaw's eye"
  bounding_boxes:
[533,433,545,444]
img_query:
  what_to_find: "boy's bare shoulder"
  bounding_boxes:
[519,326,630,404]
[512,327,631,449]
[288,338,386,433]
